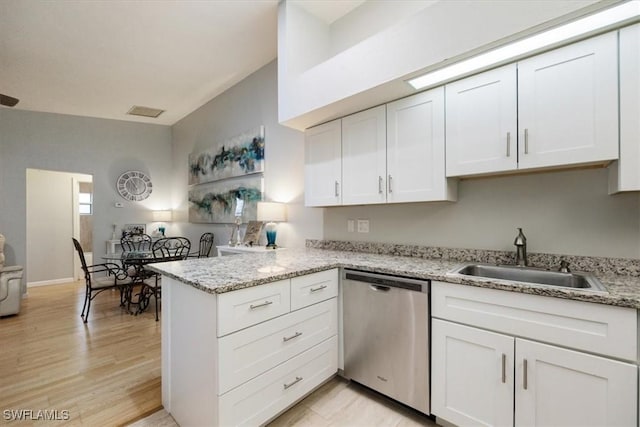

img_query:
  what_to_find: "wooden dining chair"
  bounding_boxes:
[187,232,214,258]
[144,237,191,321]
[72,238,130,323]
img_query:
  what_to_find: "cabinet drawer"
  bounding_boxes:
[218,336,338,427]
[291,269,339,311]
[432,281,637,361]
[218,298,337,394]
[218,279,291,337]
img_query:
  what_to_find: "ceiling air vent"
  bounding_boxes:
[127,105,165,118]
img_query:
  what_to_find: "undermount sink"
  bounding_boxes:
[448,263,607,292]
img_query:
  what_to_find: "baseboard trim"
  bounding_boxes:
[27,277,75,287]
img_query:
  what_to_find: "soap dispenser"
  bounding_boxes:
[514,228,527,266]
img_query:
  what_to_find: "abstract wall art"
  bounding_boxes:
[188,126,265,185]
[188,175,264,224]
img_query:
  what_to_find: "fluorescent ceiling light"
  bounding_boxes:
[407,1,640,90]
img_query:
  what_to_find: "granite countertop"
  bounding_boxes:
[147,247,640,309]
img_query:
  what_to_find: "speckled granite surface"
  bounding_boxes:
[147,246,640,309]
[306,240,640,277]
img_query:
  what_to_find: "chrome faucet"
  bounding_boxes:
[514,228,527,267]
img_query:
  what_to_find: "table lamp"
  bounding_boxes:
[256,202,287,249]
[153,210,172,236]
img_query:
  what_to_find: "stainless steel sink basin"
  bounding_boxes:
[448,263,607,292]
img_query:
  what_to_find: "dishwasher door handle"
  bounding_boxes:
[369,284,390,292]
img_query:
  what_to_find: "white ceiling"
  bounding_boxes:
[294,0,365,24]
[0,0,285,126]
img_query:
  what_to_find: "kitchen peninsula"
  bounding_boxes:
[149,244,640,427]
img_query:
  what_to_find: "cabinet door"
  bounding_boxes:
[515,338,637,427]
[387,87,455,203]
[341,105,387,205]
[445,64,517,177]
[304,119,342,207]
[518,32,618,170]
[431,319,514,427]
[610,23,640,193]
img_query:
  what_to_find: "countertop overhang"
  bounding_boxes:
[147,248,640,309]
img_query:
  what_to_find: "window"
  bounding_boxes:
[79,192,92,215]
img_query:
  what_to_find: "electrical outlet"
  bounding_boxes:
[347,219,355,232]
[115,202,124,208]
[357,219,370,233]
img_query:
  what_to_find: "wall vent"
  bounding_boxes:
[127,105,165,118]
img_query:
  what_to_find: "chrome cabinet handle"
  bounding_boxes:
[334,181,340,197]
[283,376,303,390]
[310,284,327,293]
[249,300,273,310]
[506,132,511,157]
[388,175,393,193]
[378,176,383,194]
[523,359,528,390]
[283,331,302,342]
[501,353,506,383]
[524,129,529,154]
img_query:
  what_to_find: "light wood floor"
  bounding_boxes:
[0,281,161,426]
[1,282,438,427]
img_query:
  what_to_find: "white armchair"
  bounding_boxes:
[0,234,24,317]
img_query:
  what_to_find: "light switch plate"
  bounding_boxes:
[357,219,370,233]
[347,219,355,232]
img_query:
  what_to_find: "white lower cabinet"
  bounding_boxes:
[219,336,338,426]
[515,338,637,427]
[432,282,638,427]
[432,319,514,427]
[164,269,339,427]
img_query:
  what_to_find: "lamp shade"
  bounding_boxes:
[153,210,172,222]
[257,202,286,222]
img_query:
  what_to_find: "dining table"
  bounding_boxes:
[102,251,172,316]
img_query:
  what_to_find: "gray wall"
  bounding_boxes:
[324,167,640,258]
[171,60,323,249]
[0,109,172,289]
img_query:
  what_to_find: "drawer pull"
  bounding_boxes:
[283,331,303,342]
[310,284,328,293]
[249,300,273,310]
[283,376,303,390]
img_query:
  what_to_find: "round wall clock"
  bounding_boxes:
[117,170,153,201]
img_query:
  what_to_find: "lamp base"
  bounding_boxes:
[265,228,277,249]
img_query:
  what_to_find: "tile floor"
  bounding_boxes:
[129,377,439,427]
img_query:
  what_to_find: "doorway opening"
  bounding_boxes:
[26,169,93,287]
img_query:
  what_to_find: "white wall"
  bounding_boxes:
[26,169,92,284]
[171,60,323,249]
[279,0,602,129]
[0,109,173,291]
[324,168,640,258]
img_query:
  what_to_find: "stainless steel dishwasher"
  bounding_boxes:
[343,269,430,415]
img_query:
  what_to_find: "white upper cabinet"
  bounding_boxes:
[446,64,518,177]
[446,32,619,177]
[304,119,342,207]
[609,23,640,193]
[341,105,387,205]
[518,32,618,170]
[388,88,456,202]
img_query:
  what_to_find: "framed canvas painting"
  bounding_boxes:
[188,126,265,185]
[188,175,263,224]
